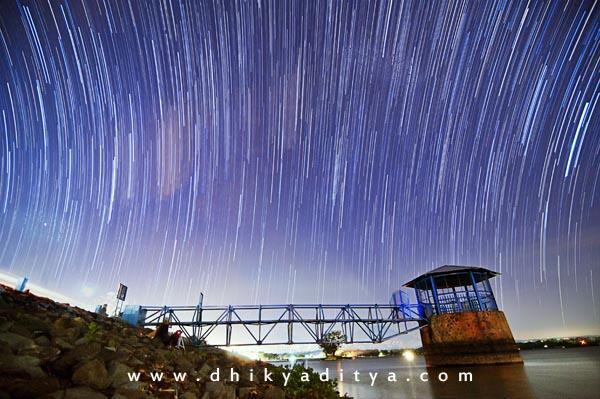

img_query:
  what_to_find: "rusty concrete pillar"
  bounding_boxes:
[419,310,523,367]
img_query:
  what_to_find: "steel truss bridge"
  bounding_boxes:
[125,302,426,347]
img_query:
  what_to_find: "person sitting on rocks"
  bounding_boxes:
[98,304,108,316]
[168,329,184,349]
[149,318,171,346]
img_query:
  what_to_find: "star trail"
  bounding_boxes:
[0,0,598,338]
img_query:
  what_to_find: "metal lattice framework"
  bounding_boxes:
[137,303,425,346]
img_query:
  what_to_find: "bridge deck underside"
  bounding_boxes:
[140,304,425,346]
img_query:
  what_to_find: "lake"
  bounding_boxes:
[299,347,600,398]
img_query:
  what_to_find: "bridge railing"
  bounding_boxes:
[126,303,425,346]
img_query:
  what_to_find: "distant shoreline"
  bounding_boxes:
[258,337,599,362]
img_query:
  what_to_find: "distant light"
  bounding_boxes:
[580,339,587,346]
[402,350,415,362]
[543,344,548,348]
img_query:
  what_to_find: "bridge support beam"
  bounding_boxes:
[419,310,522,367]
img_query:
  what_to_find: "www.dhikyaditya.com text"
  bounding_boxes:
[127,367,473,386]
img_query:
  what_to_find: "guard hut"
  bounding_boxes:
[404,265,522,366]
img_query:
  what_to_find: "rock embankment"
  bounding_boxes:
[0,285,345,399]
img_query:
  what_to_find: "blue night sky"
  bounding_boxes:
[0,0,598,340]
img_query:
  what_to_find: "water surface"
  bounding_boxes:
[300,347,600,398]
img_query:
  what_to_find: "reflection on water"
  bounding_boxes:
[427,364,533,399]
[300,347,600,399]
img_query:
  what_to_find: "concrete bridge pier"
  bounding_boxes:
[419,310,522,366]
[404,265,523,367]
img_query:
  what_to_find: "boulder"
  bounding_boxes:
[203,381,236,399]
[3,376,60,398]
[107,361,136,388]
[64,387,107,399]
[0,344,13,356]
[197,363,212,380]
[52,316,86,341]
[21,344,61,362]
[113,387,152,399]
[54,337,74,351]
[0,331,36,352]
[65,328,84,342]
[175,357,195,373]
[18,314,53,334]
[263,385,285,399]
[9,323,34,338]
[96,346,120,363]
[52,316,72,333]
[0,320,15,332]
[238,387,259,399]
[50,342,101,376]
[127,356,144,366]
[0,354,45,378]
[34,335,51,346]
[72,359,110,390]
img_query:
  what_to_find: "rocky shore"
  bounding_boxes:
[0,285,345,399]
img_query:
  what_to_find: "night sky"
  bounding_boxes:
[0,0,598,340]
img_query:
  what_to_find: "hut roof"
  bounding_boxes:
[403,265,500,288]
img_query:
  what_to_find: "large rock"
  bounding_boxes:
[8,322,35,338]
[46,391,65,398]
[0,354,45,378]
[203,381,236,399]
[263,386,285,399]
[113,387,152,399]
[17,313,53,334]
[34,335,51,347]
[174,356,195,373]
[21,344,61,362]
[238,387,259,399]
[196,363,212,381]
[54,337,74,351]
[64,387,108,399]
[0,320,15,332]
[0,343,12,357]
[107,361,137,388]
[127,356,144,366]
[52,316,86,341]
[72,359,110,390]
[0,331,36,352]
[97,346,121,363]
[51,342,101,376]
[52,316,72,333]
[2,376,60,398]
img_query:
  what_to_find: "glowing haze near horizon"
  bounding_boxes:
[0,0,599,339]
